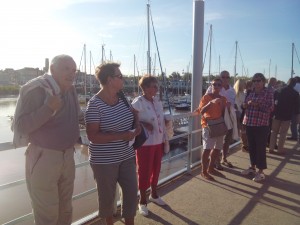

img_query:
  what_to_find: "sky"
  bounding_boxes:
[0,0,300,82]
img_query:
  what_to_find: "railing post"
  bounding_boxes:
[186,115,193,173]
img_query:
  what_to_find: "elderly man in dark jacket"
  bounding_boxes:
[287,76,300,140]
[269,78,300,154]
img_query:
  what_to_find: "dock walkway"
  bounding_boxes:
[88,139,300,225]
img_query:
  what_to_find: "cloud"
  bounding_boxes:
[49,0,113,10]
[98,33,113,39]
[2,0,112,12]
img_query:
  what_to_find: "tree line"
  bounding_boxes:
[0,86,19,96]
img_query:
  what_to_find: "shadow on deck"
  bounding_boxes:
[85,139,300,225]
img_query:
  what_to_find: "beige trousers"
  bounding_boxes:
[269,119,291,152]
[25,144,75,225]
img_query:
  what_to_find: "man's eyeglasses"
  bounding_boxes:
[252,79,262,83]
[112,74,123,79]
[212,83,222,87]
[221,76,230,79]
[149,84,159,89]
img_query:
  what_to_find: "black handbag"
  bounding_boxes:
[132,124,148,149]
[118,91,149,149]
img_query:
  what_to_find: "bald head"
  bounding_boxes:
[50,54,77,92]
[220,70,230,88]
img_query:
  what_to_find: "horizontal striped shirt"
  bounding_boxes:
[85,95,135,164]
[243,88,274,126]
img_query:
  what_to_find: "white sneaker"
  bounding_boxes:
[253,172,265,182]
[138,204,148,216]
[149,196,167,206]
[241,167,256,175]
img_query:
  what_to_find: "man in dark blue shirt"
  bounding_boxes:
[287,76,300,141]
[269,78,300,154]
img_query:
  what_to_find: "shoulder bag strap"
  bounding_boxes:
[117,90,132,109]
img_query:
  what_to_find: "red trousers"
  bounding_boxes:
[136,143,163,191]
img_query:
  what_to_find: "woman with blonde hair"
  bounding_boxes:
[233,79,248,152]
[234,79,246,113]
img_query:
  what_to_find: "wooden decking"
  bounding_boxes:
[85,140,300,225]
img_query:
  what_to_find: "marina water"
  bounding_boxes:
[0,96,189,224]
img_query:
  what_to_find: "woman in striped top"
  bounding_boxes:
[85,62,141,225]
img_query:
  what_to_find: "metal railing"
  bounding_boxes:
[0,112,208,225]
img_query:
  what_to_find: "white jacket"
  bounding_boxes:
[224,105,239,140]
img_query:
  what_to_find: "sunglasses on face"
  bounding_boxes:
[252,79,262,83]
[221,76,230,79]
[112,74,123,79]
[212,83,222,87]
[148,84,159,89]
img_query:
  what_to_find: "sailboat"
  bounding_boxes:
[174,93,191,110]
[77,44,104,104]
[77,44,92,105]
[144,1,172,114]
[174,103,190,111]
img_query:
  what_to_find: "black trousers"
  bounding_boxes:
[246,126,268,170]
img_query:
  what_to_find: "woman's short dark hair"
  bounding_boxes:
[139,75,158,92]
[252,73,266,83]
[287,77,296,88]
[212,77,222,84]
[95,62,120,85]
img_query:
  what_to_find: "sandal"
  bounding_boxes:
[215,163,224,171]
[201,172,215,181]
[207,169,226,178]
[242,146,248,152]
[222,161,233,168]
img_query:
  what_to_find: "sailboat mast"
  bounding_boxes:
[137,61,140,95]
[268,59,271,79]
[110,50,113,61]
[218,55,221,74]
[84,44,87,105]
[101,44,105,64]
[152,53,156,76]
[147,2,151,75]
[147,1,171,113]
[186,63,190,93]
[208,24,212,83]
[291,42,294,78]
[134,54,136,93]
[234,41,238,83]
[89,51,92,94]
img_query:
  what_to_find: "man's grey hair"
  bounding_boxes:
[50,54,75,69]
